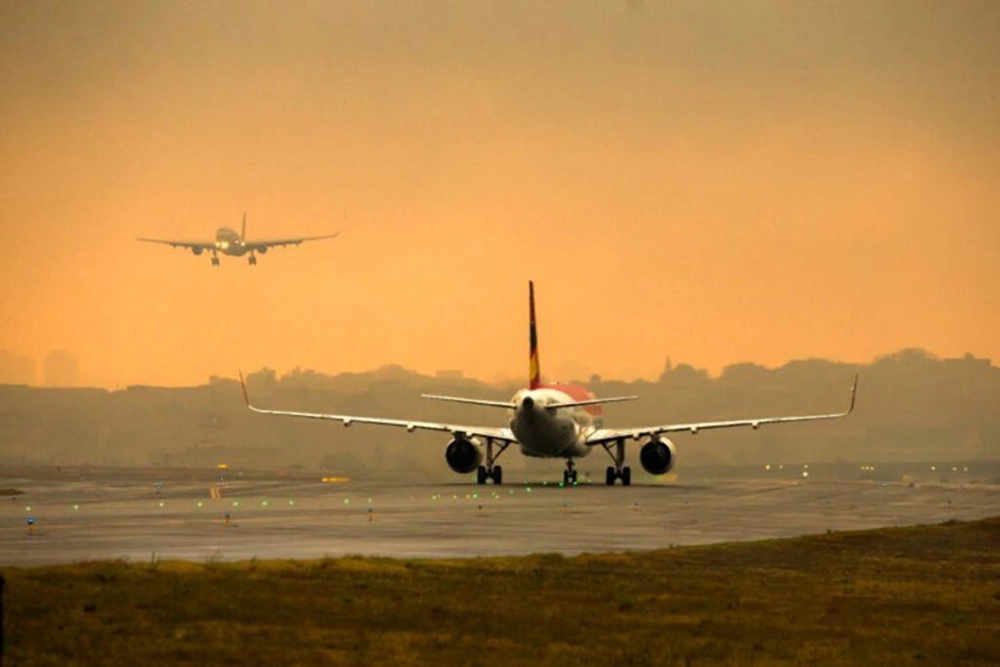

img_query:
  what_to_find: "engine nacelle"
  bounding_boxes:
[191,247,204,256]
[255,245,269,254]
[639,437,676,476]
[445,437,482,474]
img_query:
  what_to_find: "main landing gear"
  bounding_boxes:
[476,438,510,485]
[600,439,631,486]
[563,459,578,485]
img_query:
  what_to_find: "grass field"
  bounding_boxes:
[2,518,998,665]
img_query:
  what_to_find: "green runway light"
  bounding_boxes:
[233,501,240,507]
[158,501,165,508]
[25,506,31,511]
[196,501,203,508]
[367,497,372,504]
[262,500,269,507]
[288,500,295,506]
[344,498,350,505]
[73,504,79,510]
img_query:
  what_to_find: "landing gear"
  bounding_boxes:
[248,254,257,265]
[563,459,578,485]
[211,254,220,266]
[600,439,631,486]
[478,464,504,485]
[476,438,509,485]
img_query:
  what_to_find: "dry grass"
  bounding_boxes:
[3,518,998,665]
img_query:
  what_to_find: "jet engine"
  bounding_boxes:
[191,247,204,256]
[445,437,482,474]
[255,246,269,254]
[639,437,676,475]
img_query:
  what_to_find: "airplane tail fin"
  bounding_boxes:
[529,280,541,389]
[241,213,247,240]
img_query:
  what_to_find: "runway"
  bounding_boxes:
[1,466,998,566]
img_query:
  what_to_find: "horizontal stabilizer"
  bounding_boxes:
[550,396,638,409]
[420,395,516,408]
[421,394,638,410]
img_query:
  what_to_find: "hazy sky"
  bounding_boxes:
[2,1,997,388]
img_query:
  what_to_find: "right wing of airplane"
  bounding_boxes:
[240,373,516,443]
[136,237,216,252]
[244,232,340,250]
[586,374,858,446]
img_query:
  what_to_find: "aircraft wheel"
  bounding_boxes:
[606,466,616,486]
[492,465,503,485]
[477,466,487,485]
[622,467,632,486]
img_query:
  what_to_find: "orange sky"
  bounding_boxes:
[1,2,998,388]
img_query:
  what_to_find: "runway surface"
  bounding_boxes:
[2,467,998,566]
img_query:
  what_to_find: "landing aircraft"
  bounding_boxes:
[138,214,338,265]
[241,282,857,485]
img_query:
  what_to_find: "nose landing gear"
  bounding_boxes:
[248,254,257,265]
[562,459,578,485]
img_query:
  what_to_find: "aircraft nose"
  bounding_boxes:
[521,396,535,411]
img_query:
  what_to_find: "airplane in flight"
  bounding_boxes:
[241,282,857,486]
[138,214,338,265]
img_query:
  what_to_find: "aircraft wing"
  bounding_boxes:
[240,375,516,443]
[136,237,216,251]
[245,232,339,249]
[586,375,857,446]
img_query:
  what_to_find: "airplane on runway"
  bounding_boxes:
[138,214,338,265]
[241,282,857,486]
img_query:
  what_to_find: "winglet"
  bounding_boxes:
[241,213,247,240]
[528,280,541,390]
[238,370,250,407]
[847,373,858,415]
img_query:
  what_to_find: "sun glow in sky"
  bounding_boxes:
[1,2,997,388]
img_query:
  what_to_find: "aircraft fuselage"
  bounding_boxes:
[214,227,250,256]
[510,385,599,459]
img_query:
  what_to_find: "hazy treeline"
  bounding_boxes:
[0,349,995,477]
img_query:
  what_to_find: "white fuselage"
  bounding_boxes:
[214,227,248,256]
[509,387,597,459]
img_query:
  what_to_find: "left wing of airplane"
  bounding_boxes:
[136,237,216,251]
[244,232,340,250]
[586,374,858,446]
[239,373,516,443]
